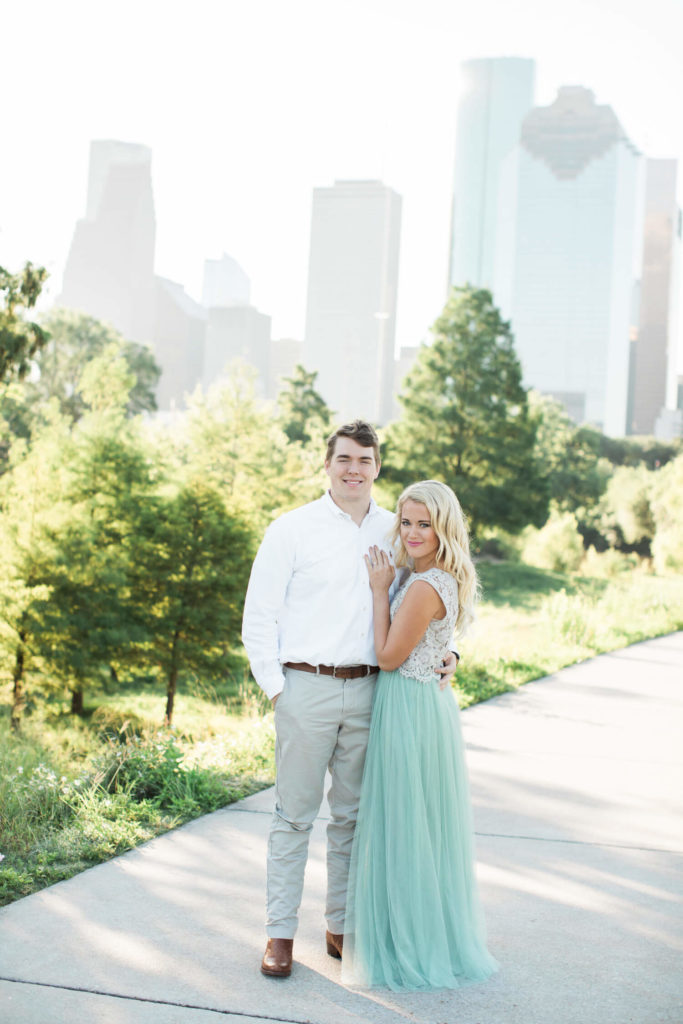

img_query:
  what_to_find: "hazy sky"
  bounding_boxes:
[2,0,683,356]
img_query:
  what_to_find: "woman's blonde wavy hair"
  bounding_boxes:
[390,480,479,636]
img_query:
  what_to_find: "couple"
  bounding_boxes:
[242,419,497,991]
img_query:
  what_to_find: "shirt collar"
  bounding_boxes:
[321,490,382,521]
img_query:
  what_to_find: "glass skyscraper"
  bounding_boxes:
[303,180,402,425]
[448,57,535,292]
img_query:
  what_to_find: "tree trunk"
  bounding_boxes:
[165,665,178,726]
[10,633,27,732]
[165,631,181,726]
[71,687,84,715]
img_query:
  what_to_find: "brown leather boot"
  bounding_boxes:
[325,930,344,959]
[261,937,294,977]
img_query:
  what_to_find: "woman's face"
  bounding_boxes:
[399,500,440,569]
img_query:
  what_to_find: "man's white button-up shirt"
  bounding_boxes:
[242,491,395,699]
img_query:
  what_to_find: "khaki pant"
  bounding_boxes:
[267,666,377,938]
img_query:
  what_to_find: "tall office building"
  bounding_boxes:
[203,306,271,394]
[448,57,535,292]
[60,139,209,411]
[268,337,303,400]
[202,254,251,308]
[60,140,156,343]
[303,180,402,424]
[154,278,207,410]
[629,160,681,435]
[497,87,644,436]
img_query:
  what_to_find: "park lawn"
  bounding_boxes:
[2,561,682,906]
[455,562,683,705]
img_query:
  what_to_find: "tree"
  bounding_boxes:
[0,309,160,471]
[529,392,608,512]
[0,405,66,729]
[20,349,156,716]
[128,480,255,725]
[0,263,49,383]
[384,287,548,536]
[183,362,325,533]
[277,364,333,447]
[650,455,683,573]
[521,509,584,573]
[600,465,655,553]
[575,427,681,471]
[31,308,160,422]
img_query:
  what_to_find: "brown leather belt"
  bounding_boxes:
[284,661,379,679]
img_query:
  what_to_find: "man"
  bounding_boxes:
[242,420,457,978]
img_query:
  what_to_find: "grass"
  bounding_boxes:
[0,682,275,906]
[1,562,682,906]
[454,562,683,706]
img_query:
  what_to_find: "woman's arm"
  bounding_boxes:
[365,547,446,671]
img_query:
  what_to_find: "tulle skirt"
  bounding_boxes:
[342,669,498,992]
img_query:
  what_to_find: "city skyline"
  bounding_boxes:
[2,0,683,375]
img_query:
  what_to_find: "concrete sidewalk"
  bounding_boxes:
[1,633,682,1024]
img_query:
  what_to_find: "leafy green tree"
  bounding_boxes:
[33,308,159,422]
[650,455,683,573]
[575,427,681,471]
[521,509,584,573]
[183,362,325,533]
[128,480,255,725]
[24,349,156,715]
[0,263,49,383]
[384,286,548,536]
[600,465,655,552]
[277,364,333,447]
[529,391,608,512]
[0,405,66,729]
[0,309,160,470]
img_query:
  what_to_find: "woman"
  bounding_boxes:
[341,480,497,992]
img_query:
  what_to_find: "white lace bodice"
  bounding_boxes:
[390,568,459,684]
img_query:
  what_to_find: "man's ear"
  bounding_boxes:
[374,461,381,479]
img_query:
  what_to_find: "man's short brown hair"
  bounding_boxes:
[325,420,381,464]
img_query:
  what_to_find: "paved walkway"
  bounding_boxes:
[1,633,682,1024]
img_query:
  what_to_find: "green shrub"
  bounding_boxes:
[651,454,683,574]
[91,733,240,815]
[522,510,584,573]
[580,546,640,578]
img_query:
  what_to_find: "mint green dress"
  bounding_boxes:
[342,568,498,991]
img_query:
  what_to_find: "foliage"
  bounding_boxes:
[24,354,156,715]
[528,391,608,512]
[128,480,256,724]
[0,402,72,727]
[277,363,333,447]
[38,308,160,420]
[183,363,325,532]
[579,546,639,579]
[576,428,681,471]
[521,508,584,573]
[384,286,548,536]
[650,454,683,574]
[0,263,49,383]
[600,464,655,550]
[0,694,275,906]
[0,310,160,451]
[454,562,683,707]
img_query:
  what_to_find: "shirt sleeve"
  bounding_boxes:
[242,517,297,700]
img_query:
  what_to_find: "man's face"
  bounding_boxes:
[325,437,380,507]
